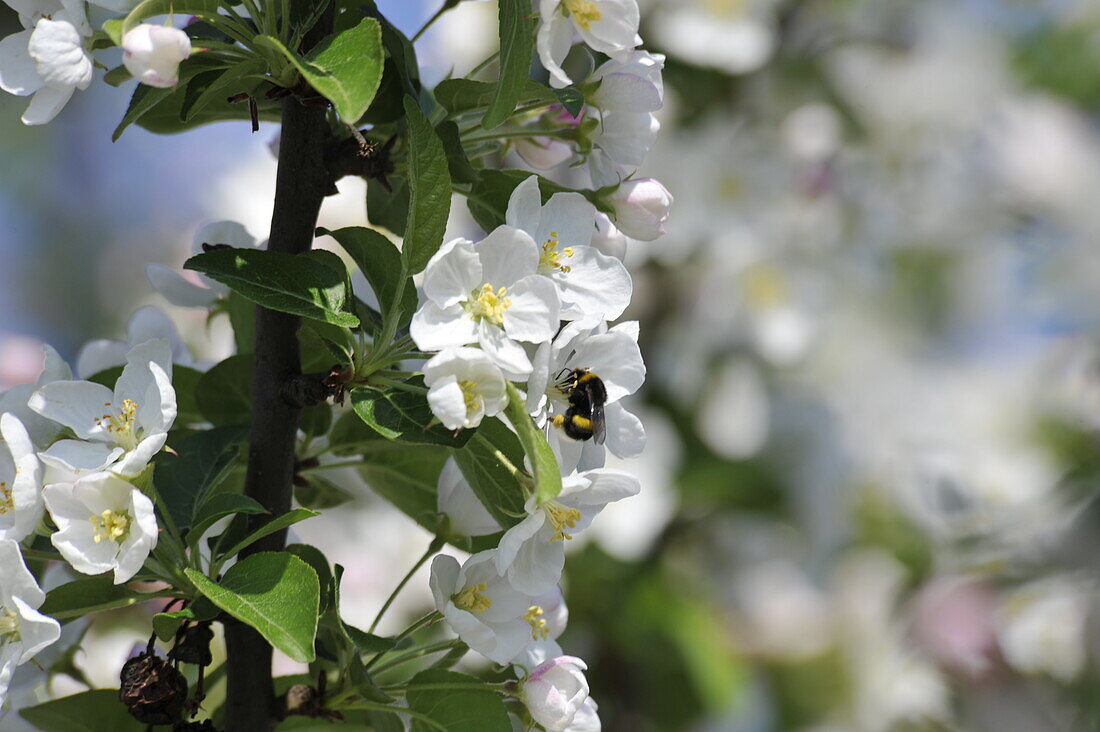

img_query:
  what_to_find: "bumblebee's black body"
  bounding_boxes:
[553,368,607,444]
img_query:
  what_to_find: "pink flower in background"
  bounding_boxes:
[910,577,998,679]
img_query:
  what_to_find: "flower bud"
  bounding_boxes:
[122,24,192,88]
[607,178,672,241]
[520,656,591,731]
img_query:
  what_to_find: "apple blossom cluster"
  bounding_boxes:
[413,180,650,730]
[0,338,174,708]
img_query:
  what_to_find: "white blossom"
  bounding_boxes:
[511,586,569,670]
[520,655,591,732]
[997,577,1090,681]
[0,539,60,708]
[0,344,70,450]
[429,551,533,664]
[537,0,640,88]
[506,176,632,321]
[565,697,600,732]
[410,228,560,377]
[424,347,508,431]
[0,414,41,543]
[496,468,639,595]
[30,339,176,477]
[122,23,191,88]
[43,471,158,584]
[527,321,646,467]
[590,213,628,262]
[0,0,94,125]
[146,220,258,309]
[75,305,194,379]
[437,457,501,538]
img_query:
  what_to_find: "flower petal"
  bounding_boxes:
[411,302,478,351]
[0,29,42,95]
[27,18,92,89]
[28,380,116,441]
[502,276,559,344]
[145,264,221,308]
[506,176,543,237]
[21,83,74,125]
[477,226,540,288]
[424,239,482,308]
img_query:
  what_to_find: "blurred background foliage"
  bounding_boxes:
[5,0,1100,730]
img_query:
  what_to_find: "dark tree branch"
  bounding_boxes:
[223,7,334,731]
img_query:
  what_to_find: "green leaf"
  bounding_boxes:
[299,402,334,438]
[350,378,473,448]
[103,64,131,86]
[433,79,552,116]
[285,543,334,612]
[227,290,256,353]
[484,0,536,129]
[503,382,561,504]
[112,54,234,140]
[294,474,354,510]
[187,492,268,546]
[137,75,280,136]
[356,442,450,533]
[367,175,410,236]
[39,576,160,622]
[344,624,396,654]
[152,596,219,641]
[154,426,247,532]
[436,121,480,185]
[256,18,384,122]
[181,57,268,122]
[452,418,526,530]
[406,669,511,732]
[402,96,452,273]
[196,355,253,426]
[319,226,416,325]
[185,248,360,328]
[186,552,320,663]
[216,508,319,561]
[102,18,123,46]
[20,689,145,731]
[122,0,222,34]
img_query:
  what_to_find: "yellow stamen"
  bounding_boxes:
[525,605,550,640]
[543,500,582,542]
[90,508,131,544]
[465,283,512,327]
[453,583,493,613]
[0,482,11,516]
[564,0,601,30]
[539,232,574,274]
[0,606,19,644]
[95,398,141,451]
[459,380,483,416]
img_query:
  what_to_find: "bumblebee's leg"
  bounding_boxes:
[551,415,566,428]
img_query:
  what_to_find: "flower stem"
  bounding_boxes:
[371,638,464,674]
[368,538,444,634]
[365,611,442,671]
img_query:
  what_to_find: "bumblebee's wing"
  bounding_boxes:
[591,398,606,445]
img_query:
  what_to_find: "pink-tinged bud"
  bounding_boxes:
[521,656,590,731]
[122,24,192,88]
[607,178,672,241]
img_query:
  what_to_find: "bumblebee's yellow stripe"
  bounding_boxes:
[570,416,593,430]
[577,372,599,384]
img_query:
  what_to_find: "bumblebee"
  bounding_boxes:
[551,368,607,444]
